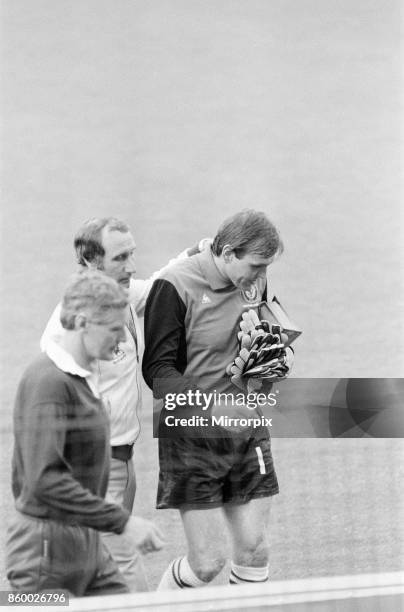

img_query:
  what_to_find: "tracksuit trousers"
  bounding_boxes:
[6,511,129,596]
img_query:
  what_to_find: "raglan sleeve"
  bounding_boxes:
[142,278,199,398]
[129,248,191,317]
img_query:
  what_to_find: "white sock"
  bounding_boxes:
[229,562,269,585]
[157,556,206,590]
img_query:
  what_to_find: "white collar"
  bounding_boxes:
[45,340,100,398]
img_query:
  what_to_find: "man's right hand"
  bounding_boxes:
[123,515,166,554]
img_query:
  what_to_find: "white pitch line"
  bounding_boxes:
[30,571,402,612]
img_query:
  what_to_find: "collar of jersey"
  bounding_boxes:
[45,340,94,378]
[198,248,233,291]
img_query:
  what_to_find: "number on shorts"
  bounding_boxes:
[255,446,266,474]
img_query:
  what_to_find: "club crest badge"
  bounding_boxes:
[241,282,259,303]
[112,345,126,363]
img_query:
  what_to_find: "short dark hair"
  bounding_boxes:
[60,269,128,330]
[211,209,284,259]
[74,217,130,266]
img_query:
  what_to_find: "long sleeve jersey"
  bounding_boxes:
[142,248,269,397]
[12,351,129,533]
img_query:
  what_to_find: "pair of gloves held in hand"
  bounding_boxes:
[226,309,294,392]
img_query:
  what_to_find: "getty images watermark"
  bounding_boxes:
[163,389,277,429]
[154,378,404,438]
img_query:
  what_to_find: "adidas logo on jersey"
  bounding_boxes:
[201,293,211,304]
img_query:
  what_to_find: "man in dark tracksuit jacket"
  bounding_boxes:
[6,270,164,596]
[143,210,292,590]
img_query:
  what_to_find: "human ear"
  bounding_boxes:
[222,245,235,263]
[83,257,98,270]
[75,313,88,330]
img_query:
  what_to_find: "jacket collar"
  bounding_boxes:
[45,340,100,398]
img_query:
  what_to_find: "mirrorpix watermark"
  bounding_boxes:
[163,389,278,429]
[155,378,404,438]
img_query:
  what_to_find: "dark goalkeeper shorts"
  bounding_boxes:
[156,425,279,509]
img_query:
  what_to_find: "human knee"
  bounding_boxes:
[236,536,269,566]
[191,555,227,582]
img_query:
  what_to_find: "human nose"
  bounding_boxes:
[125,253,136,275]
